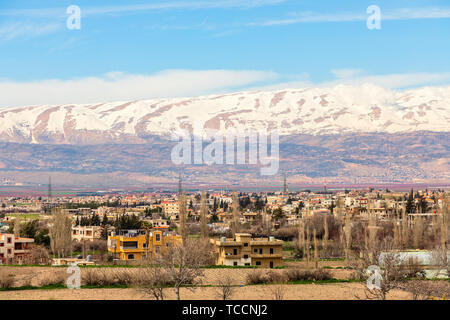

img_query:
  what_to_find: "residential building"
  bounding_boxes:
[107,229,182,261]
[72,225,102,242]
[210,233,283,268]
[0,233,34,264]
[161,201,179,215]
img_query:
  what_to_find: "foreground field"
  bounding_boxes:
[0,283,411,300]
[1,265,447,300]
[0,264,353,287]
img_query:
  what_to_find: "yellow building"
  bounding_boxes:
[210,233,283,268]
[107,229,182,261]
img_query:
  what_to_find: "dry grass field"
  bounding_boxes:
[1,265,444,300]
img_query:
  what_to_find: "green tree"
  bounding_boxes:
[406,189,415,213]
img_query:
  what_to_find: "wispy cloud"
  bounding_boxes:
[249,70,450,91]
[0,69,278,107]
[0,21,61,41]
[249,7,450,26]
[0,0,286,18]
[4,68,449,108]
[331,69,364,79]
[326,72,450,89]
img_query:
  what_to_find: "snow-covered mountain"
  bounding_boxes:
[1,84,449,144]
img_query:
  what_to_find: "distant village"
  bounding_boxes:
[0,176,448,269]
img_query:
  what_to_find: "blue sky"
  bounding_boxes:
[0,0,450,107]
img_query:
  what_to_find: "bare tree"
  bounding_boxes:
[152,239,213,300]
[21,244,50,265]
[231,191,241,237]
[413,216,423,249]
[13,217,21,237]
[322,215,329,252]
[269,285,285,300]
[343,213,353,263]
[353,236,415,300]
[313,228,319,269]
[305,223,311,268]
[136,265,171,300]
[216,276,235,300]
[49,207,72,258]
[200,191,209,239]
[399,280,450,300]
[401,205,409,249]
[393,216,401,249]
[179,193,188,243]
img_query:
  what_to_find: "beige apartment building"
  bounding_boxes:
[0,233,34,264]
[161,201,179,215]
[72,225,102,242]
[211,233,283,268]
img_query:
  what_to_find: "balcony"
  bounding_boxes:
[119,246,141,251]
[251,253,282,259]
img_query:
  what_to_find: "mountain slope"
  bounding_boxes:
[0,84,449,144]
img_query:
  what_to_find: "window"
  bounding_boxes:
[127,254,135,260]
[253,248,257,253]
[259,248,263,254]
[233,262,238,266]
[123,241,138,249]
[155,233,161,242]
[243,255,248,259]
[245,263,250,266]
[255,261,261,266]
[7,238,11,244]
[0,243,3,247]
[244,242,248,247]
[270,261,274,268]
[233,249,238,255]
[7,249,12,254]
[270,248,274,254]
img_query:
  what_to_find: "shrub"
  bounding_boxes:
[285,268,332,282]
[39,270,66,286]
[82,269,139,286]
[246,268,332,285]
[0,271,14,289]
[246,270,270,285]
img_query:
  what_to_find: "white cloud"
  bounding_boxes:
[325,72,450,89]
[0,21,61,41]
[331,69,364,79]
[249,7,450,26]
[249,71,450,92]
[0,70,278,108]
[0,0,286,17]
[2,69,450,108]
